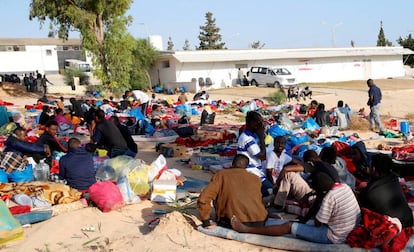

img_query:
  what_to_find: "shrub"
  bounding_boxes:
[64,68,90,86]
[268,91,286,105]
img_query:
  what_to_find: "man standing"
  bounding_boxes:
[367,79,385,133]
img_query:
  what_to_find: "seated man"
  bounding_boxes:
[333,100,351,130]
[193,90,209,101]
[109,116,138,158]
[37,120,68,166]
[300,86,312,100]
[4,127,51,162]
[231,172,361,244]
[59,138,96,191]
[270,150,339,211]
[38,105,51,127]
[197,154,268,229]
[91,109,128,158]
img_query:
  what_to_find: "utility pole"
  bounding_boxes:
[321,21,343,47]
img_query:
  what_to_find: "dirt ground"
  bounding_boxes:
[2,78,414,252]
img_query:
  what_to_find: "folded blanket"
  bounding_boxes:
[0,181,81,205]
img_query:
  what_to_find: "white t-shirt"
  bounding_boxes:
[132,90,149,104]
[237,130,265,179]
[265,150,292,183]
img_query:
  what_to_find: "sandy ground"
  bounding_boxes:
[2,78,414,251]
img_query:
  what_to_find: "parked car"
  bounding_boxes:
[1,74,21,83]
[247,66,297,88]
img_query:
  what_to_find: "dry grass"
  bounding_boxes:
[348,114,370,131]
[405,113,414,122]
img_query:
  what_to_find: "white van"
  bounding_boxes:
[64,59,92,77]
[247,66,297,88]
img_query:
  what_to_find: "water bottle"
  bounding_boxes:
[34,159,50,181]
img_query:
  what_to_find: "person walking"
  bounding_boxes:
[367,79,385,133]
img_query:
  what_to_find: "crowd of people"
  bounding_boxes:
[0,76,408,249]
[197,79,413,250]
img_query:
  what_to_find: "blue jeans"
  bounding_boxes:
[261,178,273,197]
[291,220,332,244]
[109,147,128,158]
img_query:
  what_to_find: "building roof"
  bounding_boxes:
[0,38,81,46]
[161,47,414,63]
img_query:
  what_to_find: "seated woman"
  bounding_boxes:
[54,108,74,135]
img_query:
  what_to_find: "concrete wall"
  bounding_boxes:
[0,45,59,75]
[47,84,87,96]
[150,54,406,90]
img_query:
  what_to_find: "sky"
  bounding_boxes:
[2,0,414,50]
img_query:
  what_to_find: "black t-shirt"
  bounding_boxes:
[38,112,50,126]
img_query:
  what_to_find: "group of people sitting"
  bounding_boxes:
[287,86,312,102]
[198,110,413,250]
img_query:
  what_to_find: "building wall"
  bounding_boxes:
[150,54,405,91]
[0,45,59,75]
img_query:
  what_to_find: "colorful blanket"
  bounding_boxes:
[0,181,81,205]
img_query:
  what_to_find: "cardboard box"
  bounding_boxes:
[151,179,177,203]
[159,143,193,158]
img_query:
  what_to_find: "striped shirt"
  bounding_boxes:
[237,130,265,179]
[316,184,361,243]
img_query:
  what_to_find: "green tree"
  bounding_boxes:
[129,39,159,90]
[47,22,55,38]
[167,36,174,51]
[182,39,190,50]
[197,12,226,50]
[377,21,393,46]
[250,40,265,49]
[398,34,414,66]
[29,0,135,93]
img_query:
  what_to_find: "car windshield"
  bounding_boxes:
[274,68,291,75]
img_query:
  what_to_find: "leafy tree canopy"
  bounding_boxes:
[29,0,142,93]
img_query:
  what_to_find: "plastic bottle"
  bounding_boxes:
[34,159,50,181]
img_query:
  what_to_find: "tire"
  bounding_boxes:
[251,79,258,86]
[274,82,281,88]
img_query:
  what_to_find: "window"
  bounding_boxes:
[46,49,52,56]
[161,60,170,68]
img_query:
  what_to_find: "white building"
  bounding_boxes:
[0,38,85,75]
[149,47,413,92]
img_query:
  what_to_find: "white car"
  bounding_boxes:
[247,66,297,88]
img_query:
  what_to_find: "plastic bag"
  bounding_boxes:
[0,169,8,183]
[8,164,34,182]
[128,165,150,195]
[104,155,139,180]
[302,117,320,130]
[268,124,289,137]
[117,176,141,204]
[148,155,168,182]
[0,200,24,245]
[89,181,124,212]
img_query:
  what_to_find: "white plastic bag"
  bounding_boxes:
[147,155,167,182]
